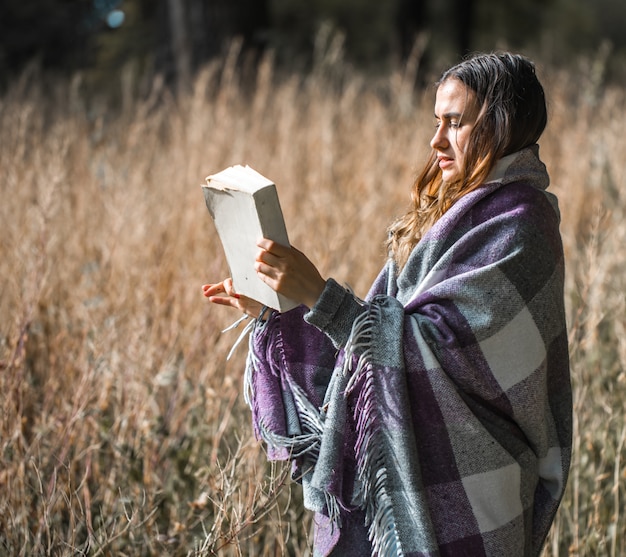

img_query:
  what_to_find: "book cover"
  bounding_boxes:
[202,165,299,312]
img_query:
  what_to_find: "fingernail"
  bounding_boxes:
[233,293,240,299]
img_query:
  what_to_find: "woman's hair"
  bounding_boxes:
[388,52,547,268]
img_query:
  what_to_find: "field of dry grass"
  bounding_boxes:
[1,45,625,556]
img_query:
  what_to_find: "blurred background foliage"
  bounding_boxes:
[1,0,625,96]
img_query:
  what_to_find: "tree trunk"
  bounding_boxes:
[167,0,191,91]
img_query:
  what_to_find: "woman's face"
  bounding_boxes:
[430,78,480,184]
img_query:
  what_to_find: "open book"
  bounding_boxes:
[202,165,299,312]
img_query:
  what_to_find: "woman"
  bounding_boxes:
[204,52,572,556]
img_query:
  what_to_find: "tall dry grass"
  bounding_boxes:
[1,44,625,556]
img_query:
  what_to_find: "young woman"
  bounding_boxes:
[204,52,572,557]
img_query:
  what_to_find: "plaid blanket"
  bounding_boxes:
[243,146,572,556]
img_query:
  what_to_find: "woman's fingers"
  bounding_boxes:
[257,238,286,255]
[202,279,233,303]
[202,278,262,318]
[256,240,288,273]
[203,282,226,297]
[255,249,281,269]
[254,239,326,308]
[204,279,239,296]
[209,295,237,308]
[222,277,239,298]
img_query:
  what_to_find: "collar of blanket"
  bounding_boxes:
[488,144,548,187]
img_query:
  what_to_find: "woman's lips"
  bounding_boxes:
[438,156,454,169]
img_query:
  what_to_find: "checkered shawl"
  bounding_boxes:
[243,146,572,556]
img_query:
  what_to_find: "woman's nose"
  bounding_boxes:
[430,125,447,150]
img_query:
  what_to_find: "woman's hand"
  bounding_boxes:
[255,239,326,309]
[202,278,264,318]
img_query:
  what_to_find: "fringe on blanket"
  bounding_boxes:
[234,306,406,555]
[343,304,404,557]
[243,313,342,525]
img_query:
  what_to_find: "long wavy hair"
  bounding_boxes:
[388,52,548,269]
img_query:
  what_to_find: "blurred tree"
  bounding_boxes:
[0,0,90,83]
[316,0,397,67]
[155,0,269,88]
[424,0,477,69]
[454,0,475,56]
[270,0,426,69]
[167,0,191,90]
[0,0,270,90]
[267,0,479,72]
[474,0,550,49]
[1,0,625,91]
[396,0,427,60]
[85,0,157,98]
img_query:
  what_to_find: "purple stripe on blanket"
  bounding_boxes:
[425,480,482,546]
[411,297,479,349]
[403,361,463,487]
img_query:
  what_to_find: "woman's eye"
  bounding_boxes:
[434,119,460,130]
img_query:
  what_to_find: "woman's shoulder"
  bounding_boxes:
[475,179,561,227]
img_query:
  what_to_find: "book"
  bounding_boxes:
[202,165,299,312]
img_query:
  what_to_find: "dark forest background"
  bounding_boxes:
[1,0,625,95]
